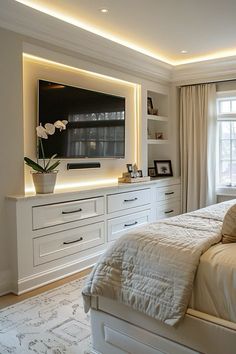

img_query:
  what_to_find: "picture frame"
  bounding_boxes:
[154,160,173,177]
[126,164,133,173]
[137,170,143,177]
[147,97,153,114]
[148,167,156,177]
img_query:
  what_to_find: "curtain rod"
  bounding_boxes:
[179,78,236,88]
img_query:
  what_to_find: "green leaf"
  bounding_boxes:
[46,160,60,172]
[45,154,57,170]
[24,157,45,172]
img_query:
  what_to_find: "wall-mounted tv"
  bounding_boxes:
[38,80,125,158]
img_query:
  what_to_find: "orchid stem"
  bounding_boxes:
[40,138,46,170]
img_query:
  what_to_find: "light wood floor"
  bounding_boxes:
[0,268,91,310]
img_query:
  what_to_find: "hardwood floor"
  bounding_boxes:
[0,268,91,310]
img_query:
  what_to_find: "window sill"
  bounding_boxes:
[216,186,236,197]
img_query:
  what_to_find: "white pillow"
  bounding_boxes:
[222,204,236,244]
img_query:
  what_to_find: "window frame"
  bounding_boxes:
[216,91,236,188]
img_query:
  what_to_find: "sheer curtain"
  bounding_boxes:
[180,84,217,213]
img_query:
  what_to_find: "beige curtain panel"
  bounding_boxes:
[180,84,217,213]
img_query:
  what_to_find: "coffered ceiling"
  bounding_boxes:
[14,0,236,66]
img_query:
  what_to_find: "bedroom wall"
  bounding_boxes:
[0,28,24,294]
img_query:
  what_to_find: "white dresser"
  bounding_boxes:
[7,177,181,294]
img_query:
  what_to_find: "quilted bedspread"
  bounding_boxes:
[82,201,235,325]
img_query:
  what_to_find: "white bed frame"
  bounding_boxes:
[89,296,236,354]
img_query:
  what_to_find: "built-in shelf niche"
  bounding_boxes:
[146,89,170,173]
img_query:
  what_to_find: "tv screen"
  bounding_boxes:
[38,80,125,158]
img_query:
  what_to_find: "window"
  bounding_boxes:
[217,93,236,186]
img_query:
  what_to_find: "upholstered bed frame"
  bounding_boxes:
[89,296,236,354]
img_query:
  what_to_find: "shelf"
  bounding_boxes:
[148,139,169,145]
[147,115,168,122]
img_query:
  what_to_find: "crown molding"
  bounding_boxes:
[172,56,236,86]
[1,0,236,86]
[0,0,172,83]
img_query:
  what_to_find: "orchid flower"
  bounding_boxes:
[45,123,55,135]
[24,120,69,173]
[36,124,48,139]
[54,120,67,131]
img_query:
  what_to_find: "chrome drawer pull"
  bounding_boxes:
[124,197,138,202]
[124,221,138,227]
[63,237,83,245]
[165,192,174,195]
[164,209,174,214]
[62,208,82,214]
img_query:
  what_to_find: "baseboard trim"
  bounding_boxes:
[0,269,12,296]
[16,251,103,295]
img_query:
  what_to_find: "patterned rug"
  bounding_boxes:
[0,277,91,354]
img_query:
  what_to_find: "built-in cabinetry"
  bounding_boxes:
[7,178,180,294]
[141,83,172,176]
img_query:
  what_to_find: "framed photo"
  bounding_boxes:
[126,164,133,173]
[137,170,143,177]
[147,97,153,114]
[154,160,173,177]
[148,167,156,177]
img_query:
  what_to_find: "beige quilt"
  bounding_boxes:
[82,201,235,326]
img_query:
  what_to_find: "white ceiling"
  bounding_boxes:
[15,0,236,65]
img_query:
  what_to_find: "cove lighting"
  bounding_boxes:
[16,1,236,65]
[15,0,172,65]
[23,53,140,193]
[23,53,137,87]
[25,178,118,194]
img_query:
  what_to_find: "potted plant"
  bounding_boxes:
[24,120,68,194]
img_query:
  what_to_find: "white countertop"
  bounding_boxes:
[7,177,181,201]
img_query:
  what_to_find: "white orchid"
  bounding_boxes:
[45,123,55,135]
[54,120,68,131]
[36,124,48,139]
[25,119,69,173]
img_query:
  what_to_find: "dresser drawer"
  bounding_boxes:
[156,200,181,220]
[107,209,151,242]
[32,197,104,230]
[33,222,104,265]
[107,189,151,214]
[156,184,180,202]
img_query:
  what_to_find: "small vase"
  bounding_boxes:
[32,171,57,194]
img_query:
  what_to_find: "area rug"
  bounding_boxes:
[0,277,91,354]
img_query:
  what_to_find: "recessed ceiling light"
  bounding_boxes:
[181,50,188,54]
[100,8,109,13]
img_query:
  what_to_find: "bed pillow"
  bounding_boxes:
[222,204,236,243]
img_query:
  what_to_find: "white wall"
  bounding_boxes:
[0,28,24,294]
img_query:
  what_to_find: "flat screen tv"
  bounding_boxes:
[38,80,125,158]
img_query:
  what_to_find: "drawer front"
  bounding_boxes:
[107,209,151,242]
[156,184,180,202]
[107,189,151,214]
[33,197,104,230]
[33,222,104,265]
[156,200,181,220]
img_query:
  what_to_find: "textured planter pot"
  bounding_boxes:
[32,172,57,194]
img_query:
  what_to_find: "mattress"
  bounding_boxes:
[190,242,236,322]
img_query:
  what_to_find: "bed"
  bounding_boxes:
[83,200,236,354]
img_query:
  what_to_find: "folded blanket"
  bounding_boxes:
[82,201,235,326]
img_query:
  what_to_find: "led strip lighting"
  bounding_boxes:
[17,0,236,65]
[23,53,140,193]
